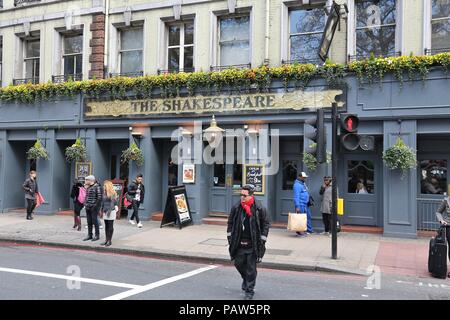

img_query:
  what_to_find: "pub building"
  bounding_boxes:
[0,0,449,239]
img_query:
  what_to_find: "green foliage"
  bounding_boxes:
[65,138,87,162]
[121,142,144,167]
[27,139,49,160]
[303,144,332,172]
[382,137,417,176]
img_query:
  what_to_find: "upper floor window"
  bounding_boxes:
[218,15,250,67]
[354,0,397,59]
[289,7,326,64]
[119,27,143,75]
[24,39,40,81]
[63,34,83,79]
[0,37,2,84]
[431,0,450,52]
[166,22,194,72]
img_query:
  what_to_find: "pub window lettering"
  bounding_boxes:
[431,0,450,52]
[218,15,250,66]
[355,0,397,59]
[119,27,143,74]
[289,6,326,63]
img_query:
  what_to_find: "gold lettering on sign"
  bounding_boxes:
[84,88,344,118]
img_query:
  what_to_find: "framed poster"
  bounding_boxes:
[111,179,125,219]
[243,164,265,195]
[182,164,195,184]
[75,161,92,184]
[161,185,193,229]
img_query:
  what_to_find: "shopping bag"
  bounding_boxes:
[35,192,45,208]
[123,194,132,209]
[287,212,307,232]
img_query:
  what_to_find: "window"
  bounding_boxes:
[289,7,326,63]
[167,22,194,72]
[218,15,250,66]
[232,162,243,189]
[213,163,225,187]
[431,0,450,52]
[63,34,83,79]
[347,160,375,194]
[354,0,397,59]
[420,160,447,194]
[282,160,298,190]
[119,28,143,75]
[168,158,178,186]
[24,39,40,81]
[0,37,2,84]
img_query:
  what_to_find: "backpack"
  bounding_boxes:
[77,186,86,204]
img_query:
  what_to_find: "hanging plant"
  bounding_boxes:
[65,138,87,162]
[121,142,144,167]
[382,137,417,176]
[303,145,332,172]
[27,139,50,160]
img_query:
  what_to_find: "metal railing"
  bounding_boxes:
[14,0,40,6]
[417,197,441,231]
[13,77,39,85]
[157,68,195,75]
[282,58,323,66]
[348,51,402,62]
[425,47,450,55]
[52,74,83,83]
[210,63,251,72]
[109,71,143,78]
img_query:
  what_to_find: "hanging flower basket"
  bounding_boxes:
[382,137,417,176]
[121,142,144,167]
[303,144,331,172]
[27,139,49,160]
[65,138,87,162]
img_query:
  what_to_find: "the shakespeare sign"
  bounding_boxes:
[84,87,344,119]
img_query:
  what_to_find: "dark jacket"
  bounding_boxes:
[436,197,450,224]
[85,183,102,211]
[128,180,145,203]
[227,199,270,261]
[23,177,38,200]
[70,182,84,205]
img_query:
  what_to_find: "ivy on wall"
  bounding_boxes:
[0,53,449,104]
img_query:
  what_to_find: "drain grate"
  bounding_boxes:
[199,238,228,246]
[266,249,292,256]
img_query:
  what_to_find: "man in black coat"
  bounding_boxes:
[227,184,270,300]
[127,174,145,228]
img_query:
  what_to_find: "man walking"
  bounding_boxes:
[293,172,313,236]
[22,170,38,220]
[319,176,332,235]
[227,184,270,300]
[128,174,145,228]
[83,175,102,241]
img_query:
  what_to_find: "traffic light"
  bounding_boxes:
[305,108,326,163]
[340,113,360,151]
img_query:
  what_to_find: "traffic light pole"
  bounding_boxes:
[331,102,338,259]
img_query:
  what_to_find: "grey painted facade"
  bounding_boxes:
[1,69,450,238]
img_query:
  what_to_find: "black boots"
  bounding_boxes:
[76,217,82,231]
[73,216,77,229]
[101,227,113,246]
[83,235,92,241]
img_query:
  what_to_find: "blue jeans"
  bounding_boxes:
[296,204,314,233]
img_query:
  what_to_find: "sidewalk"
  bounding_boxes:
[0,212,432,277]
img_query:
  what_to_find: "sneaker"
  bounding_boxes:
[85,225,88,229]
[320,231,327,235]
[129,220,136,225]
[99,225,103,229]
[137,222,143,228]
[296,232,307,237]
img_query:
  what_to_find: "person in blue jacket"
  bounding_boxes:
[293,172,313,236]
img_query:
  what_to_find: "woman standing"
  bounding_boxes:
[70,178,85,231]
[100,180,118,247]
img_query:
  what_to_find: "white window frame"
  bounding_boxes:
[166,21,195,72]
[424,0,450,54]
[23,38,40,81]
[347,0,404,59]
[287,4,327,63]
[0,36,2,85]
[118,26,144,75]
[217,14,251,67]
[61,33,83,78]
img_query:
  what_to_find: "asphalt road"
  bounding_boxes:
[0,244,449,300]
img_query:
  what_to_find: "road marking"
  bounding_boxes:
[0,267,140,289]
[102,265,218,300]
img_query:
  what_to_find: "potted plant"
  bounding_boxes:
[27,139,50,160]
[65,138,87,162]
[382,137,417,176]
[121,142,144,167]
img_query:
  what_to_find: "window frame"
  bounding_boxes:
[417,156,449,196]
[118,26,144,75]
[23,38,40,80]
[0,36,2,85]
[61,33,83,78]
[165,21,195,72]
[347,0,403,60]
[424,0,450,54]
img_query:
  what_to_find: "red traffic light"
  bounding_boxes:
[340,114,359,133]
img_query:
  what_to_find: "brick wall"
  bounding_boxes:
[89,13,105,79]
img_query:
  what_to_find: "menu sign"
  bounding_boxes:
[243,164,265,195]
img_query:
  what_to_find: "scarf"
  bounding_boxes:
[241,196,255,217]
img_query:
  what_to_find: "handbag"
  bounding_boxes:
[35,192,45,208]
[123,194,132,208]
[287,212,307,232]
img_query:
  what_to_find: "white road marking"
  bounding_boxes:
[0,267,140,289]
[102,265,218,300]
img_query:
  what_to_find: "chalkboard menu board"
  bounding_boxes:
[111,179,125,219]
[243,164,265,195]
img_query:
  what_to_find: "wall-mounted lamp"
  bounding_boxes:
[180,127,193,137]
[246,128,259,136]
[131,131,143,138]
[203,115,225,147]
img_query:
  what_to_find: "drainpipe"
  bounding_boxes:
[264,0,270,65]
[103,0,110,78]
